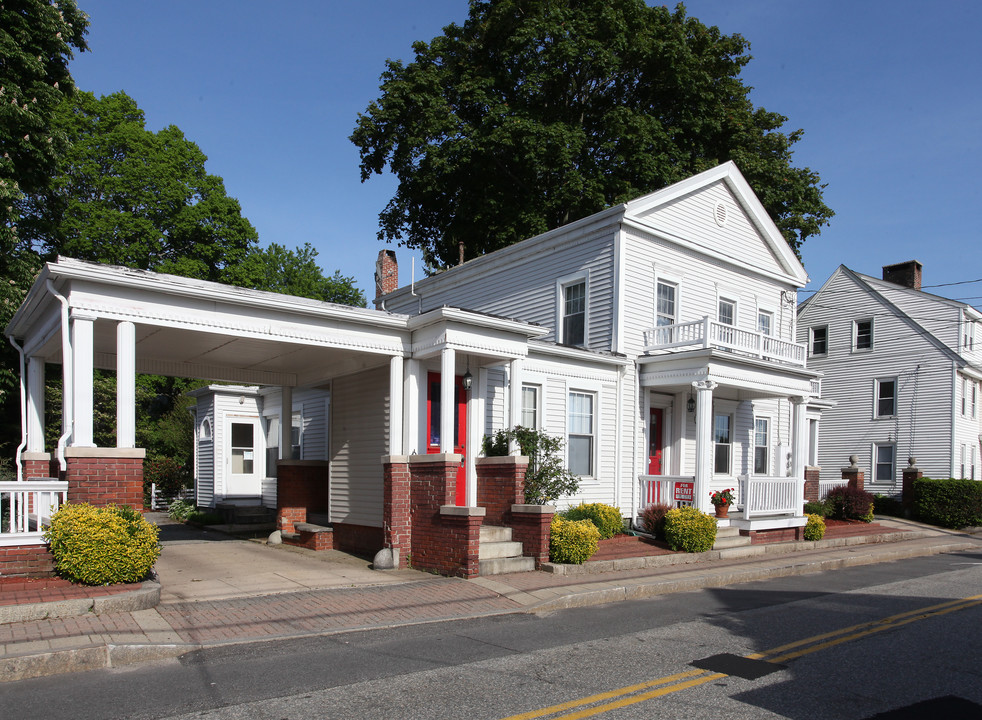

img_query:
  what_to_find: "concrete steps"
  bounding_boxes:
[479,525,535,575]
[713,524,752,551]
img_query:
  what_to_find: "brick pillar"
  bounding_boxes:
[476,456,527,526]
[276,461,330,534]
[803,466,821,504]
[841,455,864,493]
[382,455,410,567]
[440,507,485,579]
[21,452,54,480]
[509,504,554,567]
[901,457,922,513]
[64,449,145,508]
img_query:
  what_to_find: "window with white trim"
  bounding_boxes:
[874,443,895,483]
[753,417,770,475]
[973,382,978,419]
[568,391,594,476]
[718,298,736,326]
[961,444,968,479]
[199,417,212,441]
[561,280,586,346]
[757,310,773,336]
[290,412,302,460]
[713,413,732,474]
[961,378,967,416]
[656,281,677,327]
[810,326,828,356]
[972,446,977,480]
[875,378,896,417]
[964,319,976,352]
[521,385,539,429]
[854,319,873,351]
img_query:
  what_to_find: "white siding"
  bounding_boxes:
[485,367,507,435]
[194,395,215,507]
[330,367,388,527]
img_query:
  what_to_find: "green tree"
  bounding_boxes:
[352,0,832,268]
[19,90,259,281]
[0,0,88,415]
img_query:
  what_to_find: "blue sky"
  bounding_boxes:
[68,1,981,308]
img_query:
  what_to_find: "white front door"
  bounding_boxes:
[226,417,263,497]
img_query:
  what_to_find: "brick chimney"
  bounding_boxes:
[882,260,922,290]
[374,250,398,306]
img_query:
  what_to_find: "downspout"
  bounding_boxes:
[46,280,72,471]
[7,335,27,482]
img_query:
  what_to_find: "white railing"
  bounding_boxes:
[819,480,848,500]
[642,316,807,367]
[639,475,695,508]
[0,480,68,546]
[738,475,798,518]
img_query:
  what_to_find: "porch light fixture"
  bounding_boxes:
[687,393,695,414]
[462,367,473,391]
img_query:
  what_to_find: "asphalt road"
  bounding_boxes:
[3,549,982,719]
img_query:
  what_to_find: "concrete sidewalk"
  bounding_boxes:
[1,517,979,683]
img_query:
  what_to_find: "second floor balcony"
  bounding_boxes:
[642,316,807,367]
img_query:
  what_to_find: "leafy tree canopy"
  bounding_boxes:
[352,0,832,267]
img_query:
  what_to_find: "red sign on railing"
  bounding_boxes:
[674,482,694,502]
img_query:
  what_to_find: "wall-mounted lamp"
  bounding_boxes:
[686,393,695,414]
[462,367,473,391]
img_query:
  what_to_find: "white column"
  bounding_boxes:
[508,357,523,454]
[389,355,404,456]
[71,314,96,447]
[692,380,717,513]
[26,356,45,452]
[440,347,455,454]
[465,371,478,506]
[791,396,809,510]
[281,385,293,458]
[404,358,419,454]
[116,321,136,448]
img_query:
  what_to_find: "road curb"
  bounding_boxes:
[0,578,161,626]
[0,641,197,683]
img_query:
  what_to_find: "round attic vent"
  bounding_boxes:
[714,201,728,227]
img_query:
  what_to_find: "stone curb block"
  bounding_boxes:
[0,642,197,683]
[0,578,160,626]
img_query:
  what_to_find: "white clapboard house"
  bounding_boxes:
[797,261,982,491]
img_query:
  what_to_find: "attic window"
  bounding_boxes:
[714,202,728,227]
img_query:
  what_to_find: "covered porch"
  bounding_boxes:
[637,346,821,534]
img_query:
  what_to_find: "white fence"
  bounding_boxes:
[819,480,848,500]
[739,475,798,518]
[0,479,69,546]
[642,316,807,367]
[639,475,695,508]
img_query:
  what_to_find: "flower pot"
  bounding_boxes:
[714,502,729,519]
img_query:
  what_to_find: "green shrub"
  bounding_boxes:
[44,503,160,585]
[664,507,717,553]
[186,510,223,525]
[549,517,600,564]
[639,503,671,540]
[913,478,982,529]
[873,494,904,517]
[562,502,623,539]
[803,500,829,517]
[483,426,579,504]
[143,456,192,507]
[826,486,875,522]
[168,498,195,522]
[804,514,826,541]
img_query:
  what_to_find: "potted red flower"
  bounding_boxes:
[710,488,735,518]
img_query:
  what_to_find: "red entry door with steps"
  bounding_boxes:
[426,372,467,505]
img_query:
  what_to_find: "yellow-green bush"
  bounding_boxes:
[663,507,717,553]
[804,513,826,541]
[550,516,600,564]
[44,503,161,585]
[562,502,623,539]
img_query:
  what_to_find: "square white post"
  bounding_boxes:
[508,358,523,454]
[791,396,808,510]
[693,380,717,513]
[389,355,404,456]
[440,347,455,454]
[71,313,96,447]
[116,321,136,448]
[26,356,45,453]
[281,385,293,457]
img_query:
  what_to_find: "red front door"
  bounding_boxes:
[648,407,663,475]
[426,372,467,505]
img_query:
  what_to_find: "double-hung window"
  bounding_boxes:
[753,418,770,475]
[656,281,677,327]
[962,378,968,416]
[874,444,895,483]
[965,320,976,352]
[811,326,828,356]
[854,319,873,351]
[568,391,594,476]
[713,413,732,474]
[718,298,736,326]
[562,281,586,347]
[961,444,968,479]
[757,310,773,337]
[521,385,539,429]
[875,378,896,417]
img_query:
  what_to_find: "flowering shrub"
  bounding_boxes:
[562,503,623,539]
[45,503,160,585]
[710,488,735,507]
[804,513,826,541]
[549,516,600,564]
[664,507,717,553]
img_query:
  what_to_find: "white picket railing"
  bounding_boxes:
[0,479,69,546]
[739,475,798,518]
[639,475,695,508]
[819,480,848,500]
[642,316,807,367]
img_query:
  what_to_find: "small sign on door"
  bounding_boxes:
[674,482,694,502]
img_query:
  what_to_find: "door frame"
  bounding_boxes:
[224,415,264,499]
[425,372,467,506]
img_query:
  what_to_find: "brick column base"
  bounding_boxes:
[276,461,330,534]
[508,504,554,567]
[439,508,485,578]
[902,459,922,513]
[842,459,864,493]
[382,456,411,567]
[64,449,145,508]
[803,467,821,504]
[476,456,527,526]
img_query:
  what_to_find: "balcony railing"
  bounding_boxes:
[642,317,807,367]
[0,479,68,546]
[738,475,798,518]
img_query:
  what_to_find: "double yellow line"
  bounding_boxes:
[500,593,982,720]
